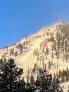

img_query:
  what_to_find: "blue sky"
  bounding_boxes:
[0,0,69,47]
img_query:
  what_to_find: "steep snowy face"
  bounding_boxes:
[15,22,69,76]
[0,22,69,77]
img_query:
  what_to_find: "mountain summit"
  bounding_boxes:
[0,22,69,78]
[0,22,69,91]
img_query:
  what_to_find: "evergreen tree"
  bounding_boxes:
[0,59,23,92]
[16,43,23,54]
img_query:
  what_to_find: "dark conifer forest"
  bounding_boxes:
[0,58,63,92]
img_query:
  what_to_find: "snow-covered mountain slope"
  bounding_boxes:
[0,22,69,78]
[1,22,69,91]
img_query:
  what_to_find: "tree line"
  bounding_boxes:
[0,58,63,92]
